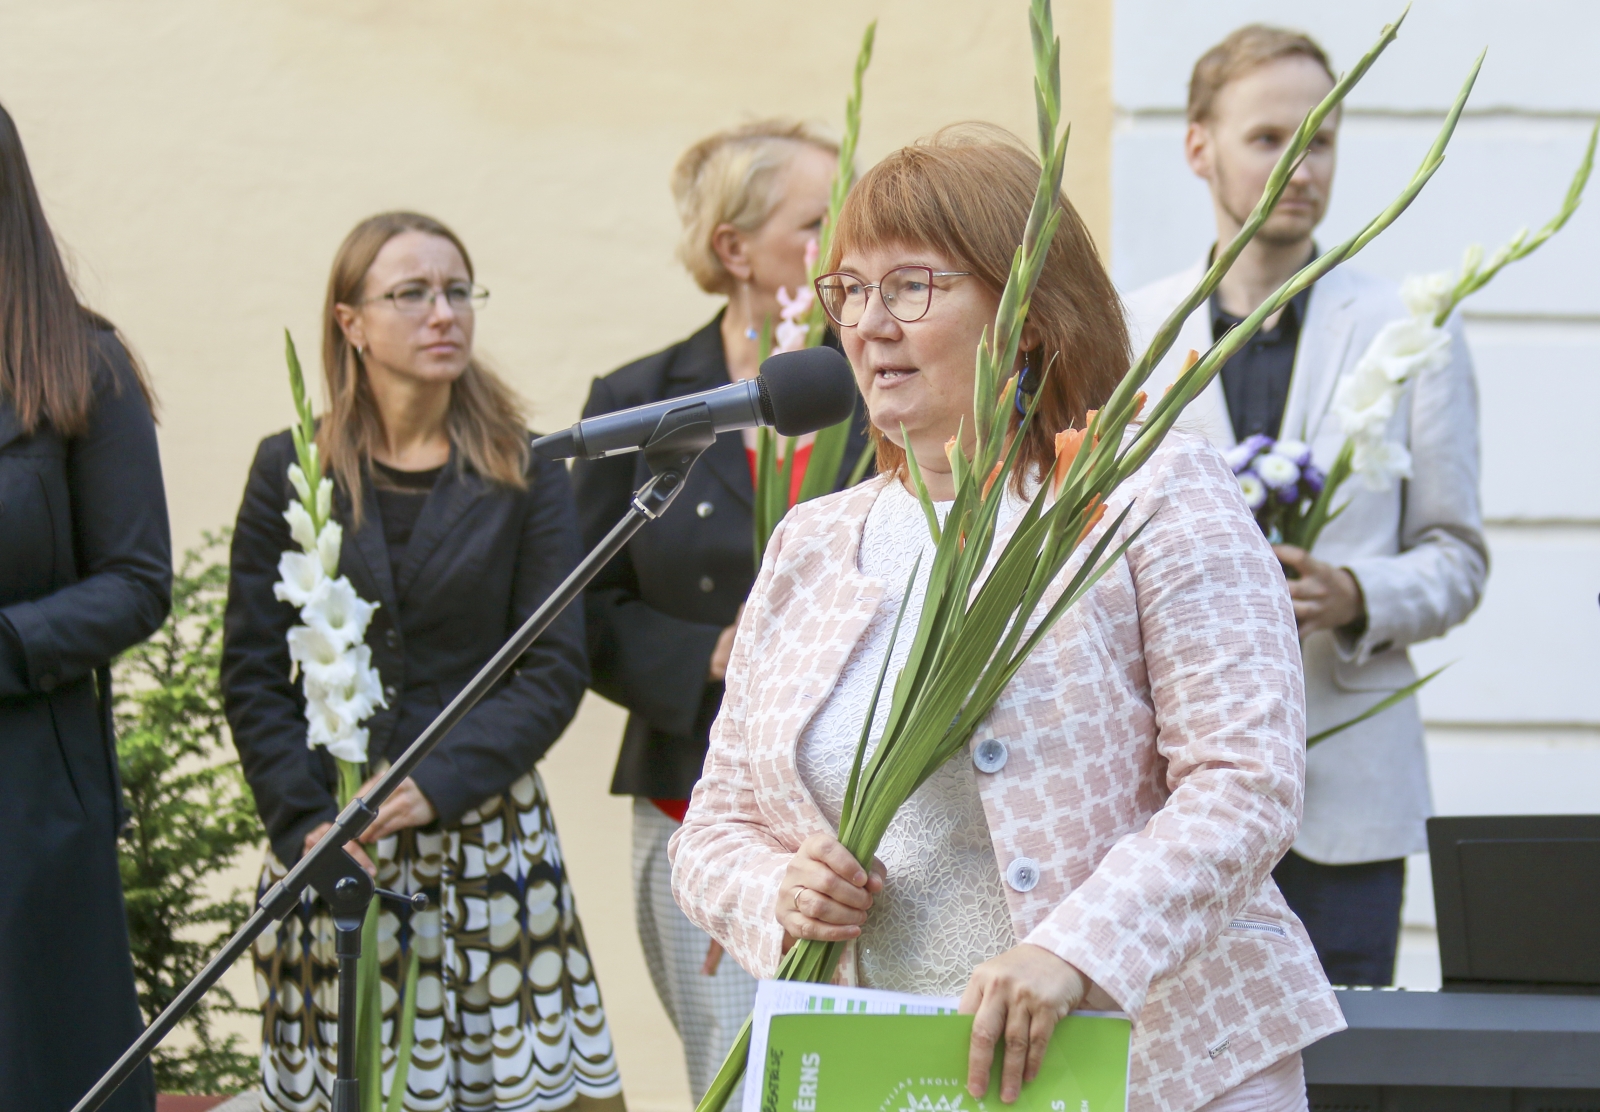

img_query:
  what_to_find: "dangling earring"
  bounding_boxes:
[1015,347,1039,417]
[740,280,760,342]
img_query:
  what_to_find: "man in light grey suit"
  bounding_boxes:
[1125,25,1487,985]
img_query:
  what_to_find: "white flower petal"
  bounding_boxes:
[1400,270,1453,323]
[316,520,343,577]
[1351,436,1413,492]
[1272,439,1312,467]
[287,463,313,508]
[317,478,334,523]
[1255,454,1301,490]
[1237,474,1268,511]
[283,500,318,554]
[303,576,377,649]
[287,624,342,668]
[274,550,325,607]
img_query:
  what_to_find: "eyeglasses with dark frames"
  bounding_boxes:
[813,265,972,327]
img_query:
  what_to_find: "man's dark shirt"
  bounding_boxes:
[1211,283,1313,442]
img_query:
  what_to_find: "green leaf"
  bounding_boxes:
[1307,664,1449,747]
[385,946,422,1112]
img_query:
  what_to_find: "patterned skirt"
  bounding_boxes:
[253,770,625,1112]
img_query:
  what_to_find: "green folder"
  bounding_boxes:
[756,1011,1130,1112]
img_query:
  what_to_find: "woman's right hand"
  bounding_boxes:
[777,833,885,947]
[303,821,376,877]
[708,605,745,682]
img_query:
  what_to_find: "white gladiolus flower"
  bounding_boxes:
[274,550,326,607]
[305,690,369,763]
[1400,270,1453,323]
[303,576,377,649]
[1459,242,1483,279]
[282,452,382,765]
[1334,318,1450,439]
[287,623,343,670]
[283,499,318,553]
[1237,473,1268,511]
[1255,452,1301,491]
[316,520,343,577]
[1352,436,1414,492]
[288,463,314,507]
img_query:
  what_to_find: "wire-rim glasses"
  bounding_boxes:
[365,281,490,318]
[813,265,972,327]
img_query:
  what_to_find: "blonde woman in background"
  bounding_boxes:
[571,121,872,1103]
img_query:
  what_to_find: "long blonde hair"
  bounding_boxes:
[319,211,528,522]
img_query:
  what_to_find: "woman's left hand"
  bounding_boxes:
[356,774,438,844]
[958,944,1091,1103]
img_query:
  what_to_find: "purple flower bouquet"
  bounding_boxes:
[1226,435,1331,549]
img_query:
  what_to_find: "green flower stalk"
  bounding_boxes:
[752,21,878,565]
[1428,120,1596,328]
[694,6,1475,1111]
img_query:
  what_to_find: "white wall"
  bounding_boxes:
[1112,0,1600,985]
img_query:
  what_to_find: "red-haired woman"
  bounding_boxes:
[0,100,169,1112]
[670,129,1341,1112]
[223,212,622,1112]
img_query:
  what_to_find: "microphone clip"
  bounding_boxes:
[632,402,718,521]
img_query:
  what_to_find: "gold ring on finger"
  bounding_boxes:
[792,887,804,913]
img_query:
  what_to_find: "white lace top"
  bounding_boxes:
[795,479,1016,996]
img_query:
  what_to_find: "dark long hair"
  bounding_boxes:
[0,100,153,436]
[321,211,528,522]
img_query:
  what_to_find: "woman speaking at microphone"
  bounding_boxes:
[669,128,1342,1112]
[223,211,622,1112]
[571,120,871,1104]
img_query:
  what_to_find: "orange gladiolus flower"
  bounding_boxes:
[1052,428,1085,494]
[982,461,1004,498]
[1165,350,1201,395]
[1074,497,1106,546]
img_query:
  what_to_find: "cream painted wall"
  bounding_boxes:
[0,2,1112,1106]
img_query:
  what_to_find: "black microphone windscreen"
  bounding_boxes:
[757,347,858,436]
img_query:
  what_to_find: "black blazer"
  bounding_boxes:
[222,432,589,867]
[572,315,872,799]
[0,325,168,1112]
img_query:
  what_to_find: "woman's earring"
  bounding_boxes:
[1015,348,1038,417]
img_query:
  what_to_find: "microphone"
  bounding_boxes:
[532,346,857,460]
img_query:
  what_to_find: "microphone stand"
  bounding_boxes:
[73,405,720,1112]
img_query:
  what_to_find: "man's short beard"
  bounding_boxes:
[1216,163,1319,248]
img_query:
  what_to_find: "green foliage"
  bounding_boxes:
[115,529,263,1094]
[752,21,878,566]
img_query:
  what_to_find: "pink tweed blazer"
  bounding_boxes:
[669,433,1345,1112]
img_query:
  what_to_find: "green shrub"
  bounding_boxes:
[115,530,264,1094]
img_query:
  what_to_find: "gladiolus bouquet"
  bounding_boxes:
[693,5,1478,1111]
[278,332,421,1112]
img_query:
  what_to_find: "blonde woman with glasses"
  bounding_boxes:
[224,211,622,1112]
[571,121,872,1105]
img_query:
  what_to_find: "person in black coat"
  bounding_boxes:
[222,212,622,1112]
[571,120,871,1105]
[0,101,168,1112]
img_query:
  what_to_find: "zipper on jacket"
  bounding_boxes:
[1227,917,1288,939]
